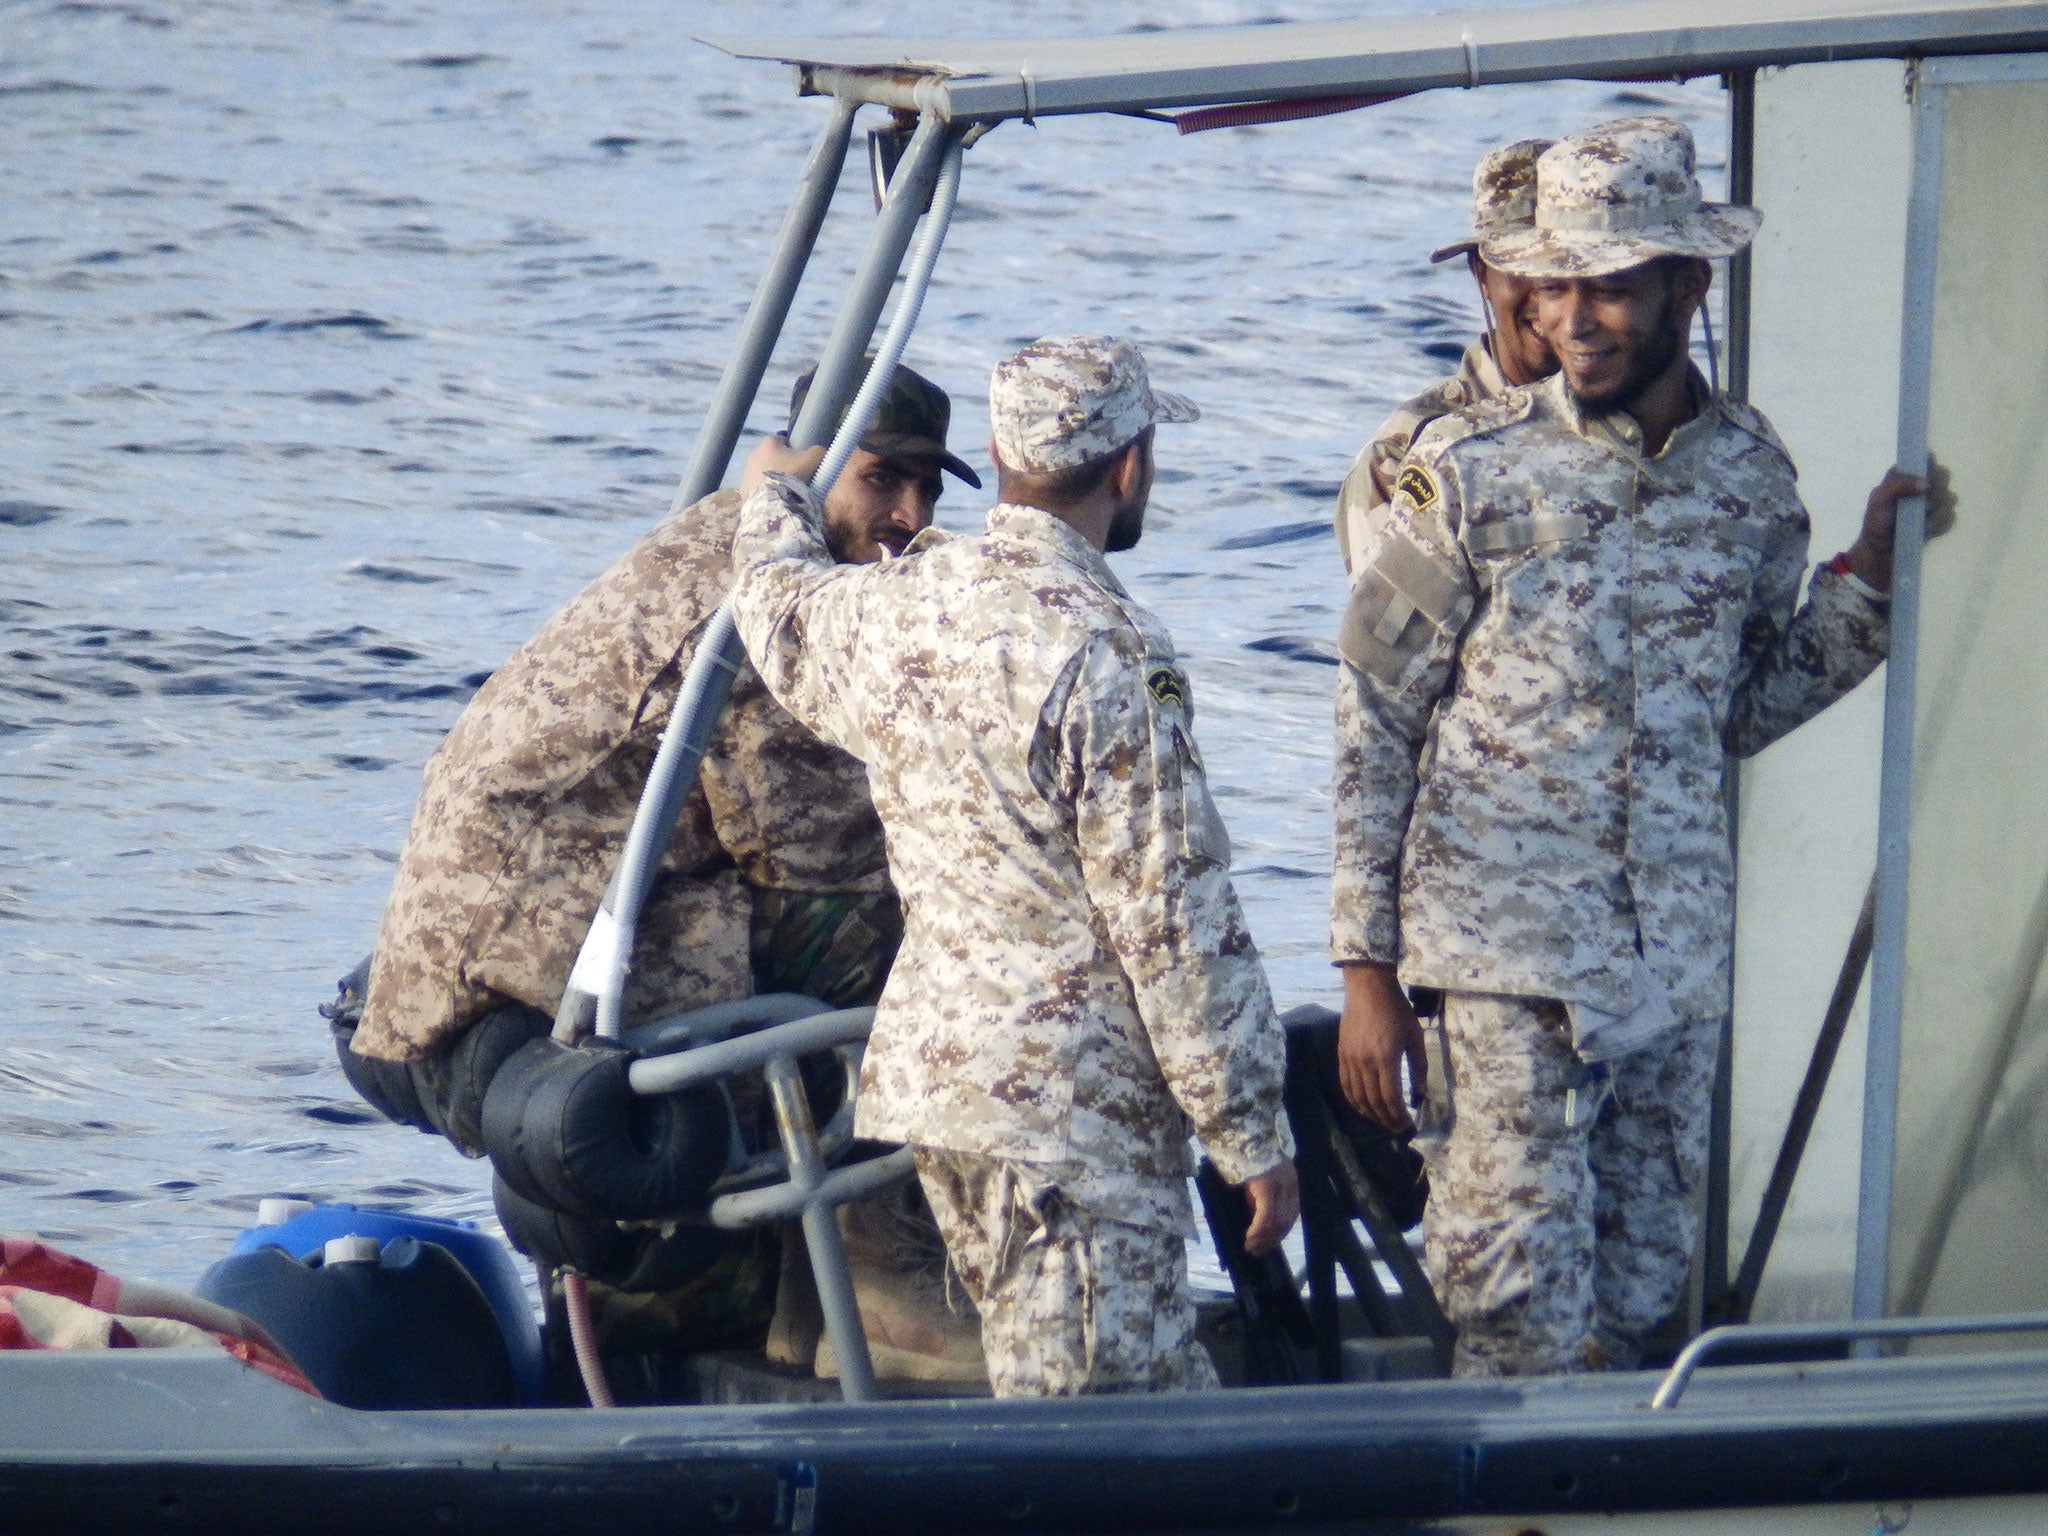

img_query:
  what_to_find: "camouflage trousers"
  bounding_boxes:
[1417,993,1718,1377]
[912,1148,1219,1398]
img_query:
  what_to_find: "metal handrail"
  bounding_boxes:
[1649,1311,2048,1409]
[626,1007,876,1095]
[623,1003,906,1402]
[711,1147,915,1228]
[619,992,833,1056]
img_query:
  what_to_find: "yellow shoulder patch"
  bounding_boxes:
[1395,463,1440,511]
[1147,666,1186,709]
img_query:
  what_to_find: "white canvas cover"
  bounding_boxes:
[1732,58,1912,1322]
[1887,72,2048,1326]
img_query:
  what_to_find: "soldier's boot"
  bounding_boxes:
[764,1220,824,1370]
[812,1182,986,1385]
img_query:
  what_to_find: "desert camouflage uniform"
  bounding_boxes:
[1417,994,1718,1375]
[355,489,892,1062]
[914,1148,1219,1395]
[729,476,1291,1394]
[1334,339,1510,581]
[1333,369,1889,1371]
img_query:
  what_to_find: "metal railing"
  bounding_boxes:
[1649,1311,2048,1409]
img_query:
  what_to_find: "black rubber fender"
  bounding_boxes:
[493,1173,733,1293]
[441,1002,553,1158]
[481,1038,733,1222]
[490,1171,636,1279]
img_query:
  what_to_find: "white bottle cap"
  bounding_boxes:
[323,1235,383,1266]
[257,1198,314,1227]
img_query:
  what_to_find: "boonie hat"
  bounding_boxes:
[789,358,980,488]
[1480,116,1761,279]
[1429,137,1556,264]
[988,334,1199,474]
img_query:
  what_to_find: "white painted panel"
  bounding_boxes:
[1890,77,2048,1324]
[1731,59,1911,1320]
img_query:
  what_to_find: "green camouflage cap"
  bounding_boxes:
[988,334,1198,474]
[1482,116,1760,279]
[1429,137,1556,264]
[789,358,980,488]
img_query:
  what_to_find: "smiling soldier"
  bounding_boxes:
[1334,136,1560,580]
[1328,117,1938,1376]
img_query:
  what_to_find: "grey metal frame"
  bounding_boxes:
[626,1006,913,1402]
[702,1,2048,124]
[1651,1310,2048,1408]
[1851,58,1944,1326]
[558,109,968,1045]
[670,99,858,518]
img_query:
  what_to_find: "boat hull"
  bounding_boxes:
[5,1347,2048,1533]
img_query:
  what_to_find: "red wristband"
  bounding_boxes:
[1828,550,1854,576]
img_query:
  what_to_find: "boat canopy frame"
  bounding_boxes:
[701,0,2048,122]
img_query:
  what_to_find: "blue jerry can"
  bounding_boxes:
[207,1201,543,1406]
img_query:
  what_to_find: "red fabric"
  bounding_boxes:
[0,1303,42,1351]
[0,1236,122,1310]
[0,1239,318,1395]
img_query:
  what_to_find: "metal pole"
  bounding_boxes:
[553,104,856,1041]
[1723,69,1756,403]
[788,110,956,451]
[670,99,859,515]
[1853,67,1942,1323]
[1700,68,1758,1327]
[565,104,963,1040]
[767,1055,878,1402]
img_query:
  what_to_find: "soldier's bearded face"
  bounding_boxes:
[1530,260,1702,412]
[821,448,943,562]
[1470,259,1558,387]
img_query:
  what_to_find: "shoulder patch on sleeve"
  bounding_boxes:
[1395,463,1440,511]
[1147,665,1186,709]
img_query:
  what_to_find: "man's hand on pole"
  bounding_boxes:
[1337,961,1426,1133]
[1239,1159,1300,1257]
[740,434,826,496]
[1844,455,1954,593]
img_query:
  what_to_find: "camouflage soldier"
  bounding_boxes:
[1334,137,1559,579]
[1330,118,1936,1375]
[729,336,1300,1397]
[344,361,988,1384]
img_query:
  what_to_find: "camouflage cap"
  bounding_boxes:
[1429,137,1556,264]
[789,358,981,488]
[988,335,1199,474]
[1481,116,1761,279]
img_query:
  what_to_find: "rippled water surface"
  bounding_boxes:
[2,0,1722,1285]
